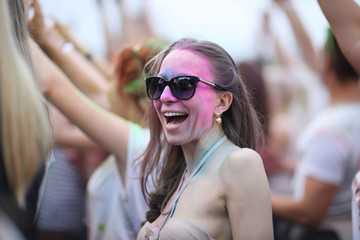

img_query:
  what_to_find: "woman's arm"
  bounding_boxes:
[272,177,338,227]
[53,19,113,80]
[223,149,273,240]
[274,0,318,73]
[51,106,103,150]
[29,0,110,106]
[318,0,360,75]
[30,40,130,173]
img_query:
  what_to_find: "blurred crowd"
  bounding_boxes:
[1,0,360,239]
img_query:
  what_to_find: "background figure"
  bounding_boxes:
[237,60,270,140]
[27,1,167,238]
[37,107,108,240]
[36,146,87,240]
[26,1,109,239]
[238,60,289,175]
[237,59,296,196]
[87,38,166,240]
[271,30,360,240]
[0,0,52,238]
[316,2,360,238]
[36,107,107,240]
[252,1,327,197]
[108,38,168,125]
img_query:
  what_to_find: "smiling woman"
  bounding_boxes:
[137,38,273,240]
[31,33,273,239]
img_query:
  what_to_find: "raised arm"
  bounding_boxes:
[318,0,360,74]
[274,0,318,73]
[30,40,130,174]
[28,0,110,107]
[52,19,113,80]
[51,106,103,151]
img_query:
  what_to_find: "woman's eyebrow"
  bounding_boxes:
[157,74,168,79]
[158,73,191,79]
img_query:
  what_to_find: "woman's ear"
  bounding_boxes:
[216,92,233,114]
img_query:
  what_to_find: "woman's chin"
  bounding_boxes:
[164,134,188,146]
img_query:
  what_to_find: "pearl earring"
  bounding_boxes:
[215,112,222,124]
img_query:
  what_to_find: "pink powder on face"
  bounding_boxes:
[153,49,220,146]
[158,49,213,81]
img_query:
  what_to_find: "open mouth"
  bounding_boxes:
[164,112,189,125]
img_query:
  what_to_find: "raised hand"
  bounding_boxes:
[27,0,47,44]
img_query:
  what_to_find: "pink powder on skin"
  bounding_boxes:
[153,49,220,147]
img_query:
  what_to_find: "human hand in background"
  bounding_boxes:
[27,0,47,44]
[28,0,67,49]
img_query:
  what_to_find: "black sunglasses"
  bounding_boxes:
[145,75,226,100]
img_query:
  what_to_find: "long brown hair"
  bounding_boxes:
[139,38,262,222]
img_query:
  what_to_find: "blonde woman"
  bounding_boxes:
[0,0,51,238]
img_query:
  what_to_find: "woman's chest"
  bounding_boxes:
[154,174,229,237]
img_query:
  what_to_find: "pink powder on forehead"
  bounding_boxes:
[159,49,213,81]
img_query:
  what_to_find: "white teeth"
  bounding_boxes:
[164,112,187,117]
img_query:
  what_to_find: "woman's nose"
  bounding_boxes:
[160,86,177,103]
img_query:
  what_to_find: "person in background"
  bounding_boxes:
[86,38,166,240]
[271,29,360,240]
[28,1,168,239]
[0,0,52,239]
[312,1,360,239]
[237,60,295,181]
[253,2,325,198]
[27,1,109,239]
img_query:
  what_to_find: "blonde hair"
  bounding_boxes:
[0,0,51,207]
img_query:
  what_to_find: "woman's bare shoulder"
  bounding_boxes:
[219,147,267,188]
[222,147,263,171]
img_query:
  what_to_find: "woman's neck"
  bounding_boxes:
[181,128,226,174]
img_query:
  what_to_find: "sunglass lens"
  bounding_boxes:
[147,77,164,99]
[172,77,197,99]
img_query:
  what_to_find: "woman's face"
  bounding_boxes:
[153,49,219,146]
